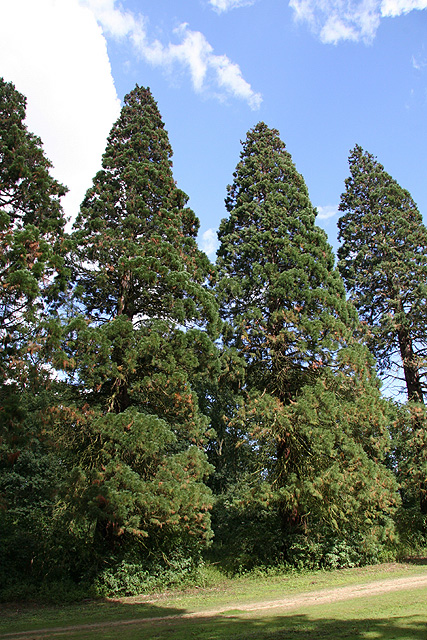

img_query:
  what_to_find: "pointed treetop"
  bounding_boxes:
[217,121,358,396]
[338,144,427,403]
[0,77,67,231]
[73,84,218,330]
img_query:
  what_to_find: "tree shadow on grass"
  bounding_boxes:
[0,600,187,637]
[26,606,425,640]
[2,599,427,639]
[150,612,427,640]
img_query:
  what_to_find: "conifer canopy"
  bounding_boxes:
[215,123,398,556]
[0,77,67,386]
[63,85,219,559]
[338,145,427,405]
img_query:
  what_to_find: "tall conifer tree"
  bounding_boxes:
[215,123,397,565]
[0,77,67,386]
[0,78,69,590]
[217,122,355,390]
[62,86,219,572]
[338,145,427,405]
[338,145,427,514]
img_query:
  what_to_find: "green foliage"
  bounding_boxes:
[54,85,220,575]
[283,533,390,571]
[213,123,399,565]
[0,77,68,386]
[338,145,427,404]
[0,382,88,593]
[208,480,284,573]
[217,123,356,396]
[0,78,70,596]
[53,403,214,556]
[94,553,201,596]
[389,401,427,540]
[2,82,424,598]
[338,145,427,515]
[201,346,250,494]
[72,84,217,331]
[0,78,66,226]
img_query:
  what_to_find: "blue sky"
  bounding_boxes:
[0,0,426,259]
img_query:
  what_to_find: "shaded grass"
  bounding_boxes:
[2,587,427,640]
[1,561,427,638]
[21,588,427,640]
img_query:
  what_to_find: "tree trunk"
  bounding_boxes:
[395,299,424,404]
[397,325,424,404]
[396,313,427,513]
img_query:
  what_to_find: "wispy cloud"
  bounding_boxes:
[316,205,339,220]
[200,228,219,257]
[81,0,262,109]
[208,0,257,13]
[211,51,263,109]
[207,0,427,41]
[381,0,427,16]
[289,0,381,44]
[289,0,427,44]
[412,52,427,70]
[81,0,142,38]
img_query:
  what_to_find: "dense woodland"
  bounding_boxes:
[1,78,427,599]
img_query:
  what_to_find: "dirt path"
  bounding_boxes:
[2,573,427,639]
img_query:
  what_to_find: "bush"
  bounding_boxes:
[284,533,390,571]
[94,552,200,597]
[208,486,284,573]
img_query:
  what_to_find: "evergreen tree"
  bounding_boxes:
[337,145,427,405]
[214,123,398,567]
[61,85,219,579]
[217,122,355,391]
[0,78,69,594]
[0,77,67,387]
[338,145,427,515]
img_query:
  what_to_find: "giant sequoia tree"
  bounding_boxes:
[337,145,427,405]
[217,123,355,388]
[338,145,427,516]
[0,78,69,589]
[214,123,397,565]
[0,77,67,386]
[59,86,219,574]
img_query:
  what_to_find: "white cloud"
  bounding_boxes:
[290,0,381,43]
[164,24,262,108]
[200,228,219,257]
[412,52,427,70]
[166,24,213,92]
[0,0,121,224]
[0,0,260,230]
[316,205,339,219]
[289,0,426,44]
[82,0,262,108]
[319,16,359,43]
[212,0,427,42]
[81,0,142,38]
[212,53,263,109]
[208,0,256,13]
[381,0,427,16]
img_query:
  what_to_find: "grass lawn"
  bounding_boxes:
[1,560,427,639]
[53,587,427,640]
